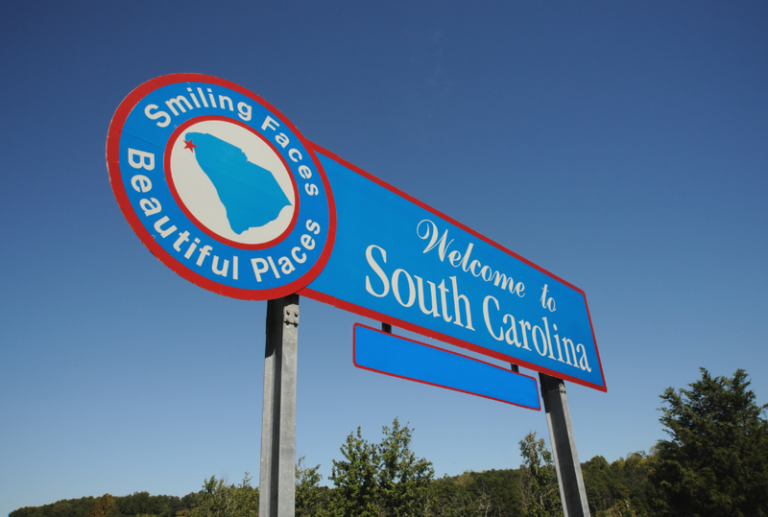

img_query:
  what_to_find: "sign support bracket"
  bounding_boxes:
[260,295,299,517]
[540,373,591,517]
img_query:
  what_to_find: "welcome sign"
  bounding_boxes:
[107,75,335,299]
[107,74,606,391]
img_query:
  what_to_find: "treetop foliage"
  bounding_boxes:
[518,431,561,517]
[11,369,768,517]
[327,418,434,517]
[649,368,768,517]
[10,491,197,517]
[188,473,258,517]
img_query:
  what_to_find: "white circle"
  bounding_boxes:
[169,119,296,245]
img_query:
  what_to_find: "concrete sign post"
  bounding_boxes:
[540,374,591,517]
[260,295,299,517]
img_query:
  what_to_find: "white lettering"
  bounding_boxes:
[278,256,296,275]
[415,276,440,317]
[392,269,416,308]
[298,165,312,179]
[131,175,152,193]
[173,231,190,251]
[237,102,252,121]
[305,183,319,196]
[291,247,307,264]
[206,88,217,108]
[218,95,234,111]
[416,219,453,261]
[563,337,577,366]
[416,219,525,298]
[144,105,171,128]
[187,88,201,108]
[266,256,280,278]
[261,116,280,131]
[483,295,503,341]
[153,216,177,238]
[532,324,548,356]
[300,234,315,250]
[251,258,269,282]
[503,314,521,347]
[365,245,389,298]
[552,323,564,363]
[577,343,591,371]
[543,317,557,360]
[519,320,532,350]
[139,198,161,216]
[211,256,229,277]
[196,87,208,107]
[438,280,452,323]
[541,284,556,312]
[165,95,192,116]
[128,149,155,171]
[184,238,199,259]
[305,219,321,235]
[450,276,474,330]
[275,133,289,148]
[196,245,212,266]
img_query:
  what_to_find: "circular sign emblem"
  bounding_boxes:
[107,74,336,300]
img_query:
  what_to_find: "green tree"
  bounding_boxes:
[518,431,561,517]
[190,473,258,517]
[328,418,434,517]
[582,452,652,517]
[328,426,381,517]
[378,418,434,516]
[10,493,197,517]
[296,457,326,516]
[116,492,168,517]
[88,495,115,517]
[427,469,523,517]
[649,368,768,516]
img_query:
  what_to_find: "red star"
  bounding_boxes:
[184,139,197,152]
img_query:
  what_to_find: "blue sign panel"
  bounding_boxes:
[304,151,606,391]
[354,325,540,410]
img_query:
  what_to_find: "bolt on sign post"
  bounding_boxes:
[107,74,604,517]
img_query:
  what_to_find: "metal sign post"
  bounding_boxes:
[260,295,299,517]
[540,373,591,517]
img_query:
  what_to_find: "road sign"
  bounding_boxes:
[107,74,336,299]
[108,74,605,391]
[354,325,540,409]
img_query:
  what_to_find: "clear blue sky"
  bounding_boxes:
[1,1,766,515]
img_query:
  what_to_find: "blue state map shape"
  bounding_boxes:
[186,132,292,234]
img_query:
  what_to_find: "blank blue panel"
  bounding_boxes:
[353,325,540,410]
